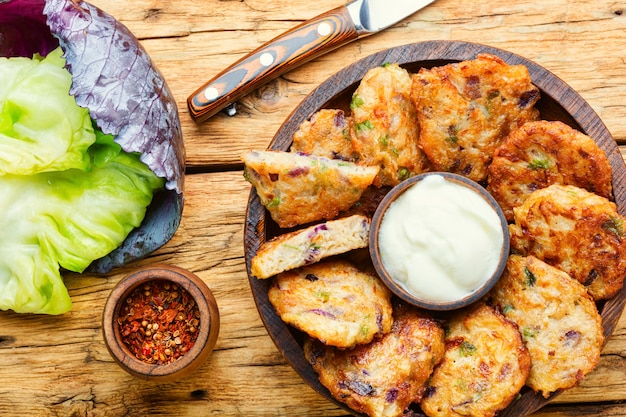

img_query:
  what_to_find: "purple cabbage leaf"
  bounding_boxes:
[0,0,58,57]
[0,0,185,274]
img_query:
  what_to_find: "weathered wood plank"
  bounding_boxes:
[93,0,626,168]
[0,172,340,417]
[533,403,626,417]
[5,170,625,416]
[3,0,626,415]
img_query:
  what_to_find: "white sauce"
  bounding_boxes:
[378,174,504,302]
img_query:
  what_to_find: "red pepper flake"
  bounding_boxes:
[118,280,201,365]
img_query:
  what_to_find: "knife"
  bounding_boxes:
[187,0,436,123]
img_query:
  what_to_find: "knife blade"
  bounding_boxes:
[187,0,436,123]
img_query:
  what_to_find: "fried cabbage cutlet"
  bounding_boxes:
[487,120,613,221]
[420,303,530,417]
[509,184,626,300]
[291,109,357,161]
[304,304,445,417]
[269,259,393,349]
[411,53,540,182]
[242,150,379,228]
[488,255,604,398]
[349,63,430,187]
[251,215,370,279]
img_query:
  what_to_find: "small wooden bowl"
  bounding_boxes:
[369,172,510,311]
[102,264,219,382]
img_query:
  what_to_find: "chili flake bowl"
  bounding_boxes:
[102,264,219,382]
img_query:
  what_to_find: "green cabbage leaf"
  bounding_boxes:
[0,47,95,175]
[0,49,164,315]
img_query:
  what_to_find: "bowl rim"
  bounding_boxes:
[368,172,511,311]
[101,264,219,380]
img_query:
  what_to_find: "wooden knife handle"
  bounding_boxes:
[187,5,359,123]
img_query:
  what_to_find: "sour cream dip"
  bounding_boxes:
[376,174,506,303]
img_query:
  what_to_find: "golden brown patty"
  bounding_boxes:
[251,214,370,279]
[349,63,430,187]
[242,150,379,228]
[269,259,393,349]
[290,109,357,161]
[509,184,626,300]
[420,303,530,417]
[488,255,604,398]
[487,120,613,221]
[411,53,540,182]
[304,304,445,417]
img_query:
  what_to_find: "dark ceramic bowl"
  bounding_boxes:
[102,264,219,382]
[369,172,510,311]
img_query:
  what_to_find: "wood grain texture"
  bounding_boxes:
[1,0,626,416]
[0,173,334,417]
[88,0,626,169]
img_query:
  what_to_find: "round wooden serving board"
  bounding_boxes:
[244,40,626,417]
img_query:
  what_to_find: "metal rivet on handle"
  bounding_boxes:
[317,22,331,36]
[260,52,275,67]
[204,87,219,101]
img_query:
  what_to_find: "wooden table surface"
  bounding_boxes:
[2,0,626,416]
